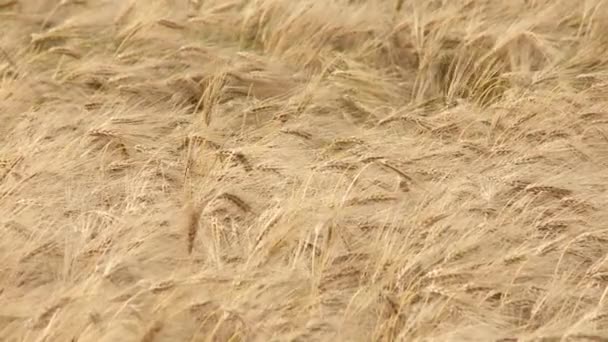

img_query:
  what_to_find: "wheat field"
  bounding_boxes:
[2,0,608,341]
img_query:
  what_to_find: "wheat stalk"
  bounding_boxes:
[0,1,17,10]
[48,46,81,59]
[316,161,357,171]
[156,19,186,30]
[377,161,413,182]
[216,192,251,213]
[182,201,202,254]
[180,135,221,150]
[525,185,572,198]
[216,150,252,171]
[280,128,313,140]
[88,128,119,139]
[140,320,163,342]
[31,297,71,330]
[347,194,397,206]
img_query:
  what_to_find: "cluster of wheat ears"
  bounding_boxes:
[2,0,608,341]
